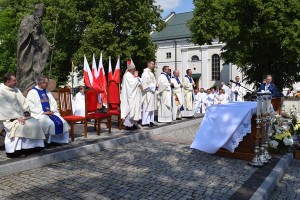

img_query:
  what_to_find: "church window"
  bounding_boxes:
[191,55,199,61]
[211,54,220,80]
[166,52,171,59]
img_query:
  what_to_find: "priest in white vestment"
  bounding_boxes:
[27,75,70,144]
[0,73,45,157]
[182,69,195,117]
[157,66,172,123]
[170,70,183,120]
[232,76,246,102]
[73,86,85,117]
[141,60,157,127]
[120,59,142,130]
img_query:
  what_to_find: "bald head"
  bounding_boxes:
[173,70,179,77]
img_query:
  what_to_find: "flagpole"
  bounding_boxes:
[71,61,75,94]
[49,13,59,79]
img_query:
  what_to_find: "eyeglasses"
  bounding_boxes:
[42,81,49,84]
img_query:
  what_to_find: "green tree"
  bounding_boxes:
[0,0,165,85]
[189,0,300,90]
[73,0,166,76]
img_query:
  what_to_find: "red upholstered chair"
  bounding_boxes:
[85,88,111,135]
[107,80,122,129]
[58,88,87,141]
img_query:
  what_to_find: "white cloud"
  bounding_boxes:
[155,0,181,11]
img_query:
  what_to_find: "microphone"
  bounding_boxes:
[230,79,239,85]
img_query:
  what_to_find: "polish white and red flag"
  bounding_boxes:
[113,56,120,84]
[83,55,93,88]
[108,56,113,82]
[91,54,102,93]
[98,53,107,105]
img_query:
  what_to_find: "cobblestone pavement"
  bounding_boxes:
[0,140,257,200]
[271,159,300,200]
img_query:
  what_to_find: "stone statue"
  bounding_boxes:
[16,4,52,91]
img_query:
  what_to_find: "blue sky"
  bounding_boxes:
[156,0,194,18]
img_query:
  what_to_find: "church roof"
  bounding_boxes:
[151,11,193,42]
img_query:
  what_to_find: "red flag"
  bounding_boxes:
[83,55,93,88]
[91,54,102,93]
[113,56,120,84]
[108,56,113,82]
[99,54,107,106]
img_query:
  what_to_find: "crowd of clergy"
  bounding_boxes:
[0,61,248,157]
[0,73,70,158]
[120,61,247,130]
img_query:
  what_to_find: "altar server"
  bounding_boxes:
[206,88,215,108]
[73,86,85,116]
[0,73,45,157]
[182,69,195,117]
[141,60,157,127]
[232,76,246,101]
[171,70,183,120]
[217,89,229,104]
[120,59,142,130]
[157,66,172,122]
[27,75,70,144]
[197,88,207,113]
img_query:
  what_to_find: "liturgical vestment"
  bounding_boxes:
[27,86,70,144]
[170,76,183,120]
[182,76,195,117]
[120,71,142,126]
[157,73,172,122]
[0,83,45,153]
[141,68,156,125]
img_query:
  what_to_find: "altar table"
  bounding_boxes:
[190,102,257,154]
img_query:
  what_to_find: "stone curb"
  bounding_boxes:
[250,153,293,200]
[0,118,202,176]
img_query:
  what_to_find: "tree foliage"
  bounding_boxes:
[189,0,300,90]
[0,0,165,85]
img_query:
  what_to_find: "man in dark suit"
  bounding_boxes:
[258,75,280,97]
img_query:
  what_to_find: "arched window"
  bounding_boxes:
[191,55,199,61]
[211,54,220,80]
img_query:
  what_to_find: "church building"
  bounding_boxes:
[151,11,244,89]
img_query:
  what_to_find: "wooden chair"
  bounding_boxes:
[107,80,122,129]
[85,88,111,135]
[58,88,87,141]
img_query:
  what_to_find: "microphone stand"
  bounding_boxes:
[231,81,254,93]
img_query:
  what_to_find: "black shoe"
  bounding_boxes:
[176,118,183,120]
[150,122,157,126]
[141,124,149,127]
[125,126,133,130]
[149,123,154,127]
[133,125,140,130]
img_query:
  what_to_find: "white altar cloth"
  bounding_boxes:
[190,102,257,153]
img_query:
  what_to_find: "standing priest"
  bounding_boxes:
[0,73,45,157]
[141,60,157,127]
[171,70,183,120]
[27,75,70,144]
[157,66,173,123]
[232,76,246,101]
[120,59,142,130]
[182,69,195,117]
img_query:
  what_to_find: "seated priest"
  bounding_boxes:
[27,75,70,144]
[258,75,280,97]
[0,73,45,157]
